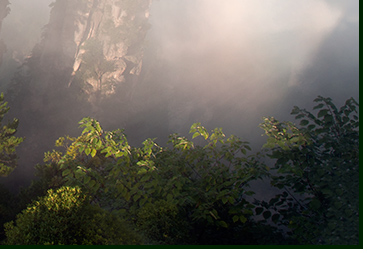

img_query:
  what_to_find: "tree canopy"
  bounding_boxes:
[0,93,23,177]
[0,95,360,245]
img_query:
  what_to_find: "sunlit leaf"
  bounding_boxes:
[84,148,91,156]
[192,132,200,139]
[90,149,97,157]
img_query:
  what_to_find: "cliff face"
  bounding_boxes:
[0,0,10,67]
[10,0,151,114]
[3,0,152,190]
[34,0,151,105]
[70,0,152,108]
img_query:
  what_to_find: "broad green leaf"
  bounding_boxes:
[85,147,91,156]
[83,176,91,185]
[141,173,150,182]
[90,149,97,157]
[255,207,264,215]
[240,215,247,223]
[88,180,96,189]
[333,201,342,209]
[289,137,300,143]
[263,211,271,219]
[228,196,235,205]
[271,214,280,223]
[309,199,321,210]
[192,132,200,139]
[300,120,309,126]
[232,215,239,223]
[139,198,147,207]
[295,114,305,119]
[291,106,300,114]
[202,131,209,140]
[167,194,173,202]
[217,220,228,228]
[222,197,228,205]
[62,169,71,177]
[133,194,140,202]
[317,109,329,118]
[324,114,333,123]
[92,183,100,193]
[313,96,324,102]
[124,192,131,202]
[313,103,324,110]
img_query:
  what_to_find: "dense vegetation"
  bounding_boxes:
[0,95,360,245]
[0,93,23,176]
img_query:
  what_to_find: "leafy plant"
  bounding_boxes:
[0,93,23,177]
[41,118,273,244]
[258,96,359,245]
[4,186,141,245]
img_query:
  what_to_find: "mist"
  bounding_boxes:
[128,0,359,146]
[0,0,52,86]
[0,0,359,192]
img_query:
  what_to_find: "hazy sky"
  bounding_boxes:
[0,0,360,141]
[1,0,52,56]
[137,0,359,141]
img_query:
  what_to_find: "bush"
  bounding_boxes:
[45,118,270,244]
[258,96,359,245]
[4,186,141,245]
[0,93,23,177]
[135,199,191,245]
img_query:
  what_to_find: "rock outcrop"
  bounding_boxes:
[11,0,152,113]
[3,0,152,190]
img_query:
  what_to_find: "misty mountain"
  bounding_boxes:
[0,0,359,194]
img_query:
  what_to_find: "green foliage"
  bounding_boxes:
[260,117,310,151]
[7,95,356,245]
[259,96,359,245]
[16,163,65,213]
[0,93,23,177]
[135,199,191,244]
[4,186,141,245]
[41,117,271,244]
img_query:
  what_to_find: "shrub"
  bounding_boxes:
[4,186,141,245]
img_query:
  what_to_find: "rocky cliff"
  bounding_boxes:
[3,0,152,190]
[10,0,152,113]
